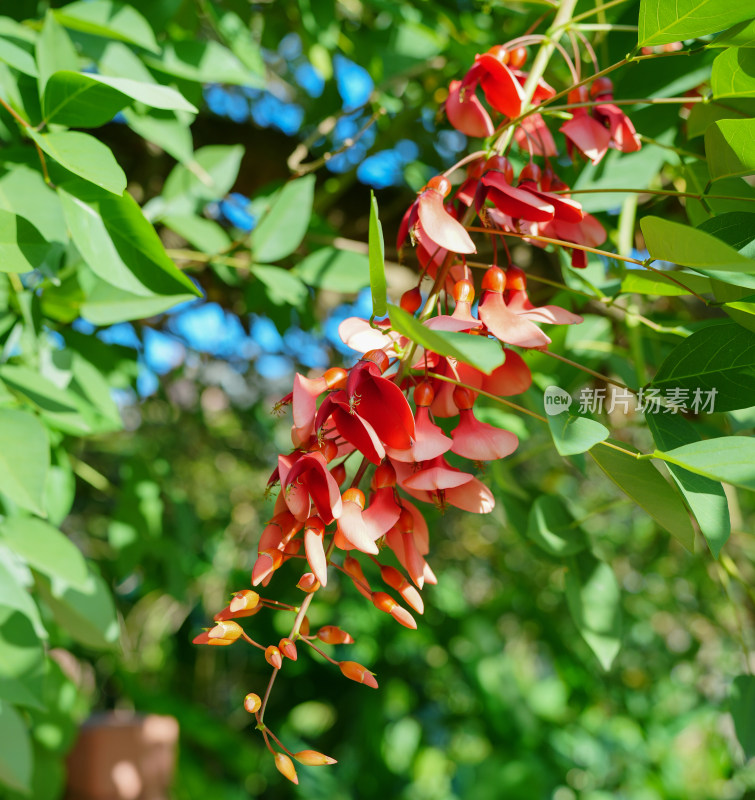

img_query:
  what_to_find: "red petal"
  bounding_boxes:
[520,184,584,224]
[446,80,495,138]
[482,172,554,222]
[477,56,524,117]
[337,500,379,554]
[386,406,451,463]
[305,526,328,586]
[403,457,474,491]
[417,190,476,255]
[451,408,519,461]
[514,113,557,157]
[482,350,532,396]
[332,406,385,465]
[479,291,551,349]
[444,478,495,513]
[560,115,611,165]
[595,103,642,152]
[351,375,416,450]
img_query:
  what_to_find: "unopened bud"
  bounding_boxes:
[323,367,347,390]
[342,487,366,509]
[243,693,261,714]
[344,555,372,600]
[252,549,284,586]
[230,590,260,613]
[413,382,434,407]
[265,645,283,669]
[299,616,310,636]
[371,591,417,629]
[318,438,338,462]
[317,625,355,645]
[339,660,378,688]
[297,572,321,592]
[279,638,298,661]
[453,386,475,411]
[208,620,244,642]
[362,349,389,373]
[400,287,422,314]
[293,750,337,766]
[274,752,299,784]
[380,565,424,614]
[482,265,505,293]
[330,462,347,485]
[373,462,396,489]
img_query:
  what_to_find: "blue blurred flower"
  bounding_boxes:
[357,149,404,188]
[250,315,284,353]
[283,327,330,369]
[257,353,294,380]
[137,365,159,397]
[395,139,420,163]
[333,54,374,111]
[205,85,230,116]
[278,32,303,61]
[171,303,248,357]
[295,62,325,98]
[219,193,256,232]
[98,322,140,350]
[225,93,250,123]
[143,328,186,375]
[251,93,304,136]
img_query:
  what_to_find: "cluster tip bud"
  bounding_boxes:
[400,286,422,314]
[293,750,337,766]
[317,625,355,645]
[279,638,298,661]
[229,590,260,614]
[339,660,379,689]
[243,693,262,714]
[274,752,299,784]
[265,645,283,669]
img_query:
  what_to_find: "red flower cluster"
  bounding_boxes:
[193,36,643,783]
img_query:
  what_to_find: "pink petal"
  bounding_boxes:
[363,487,402,540]
[444,478,495,513]
[479,291,551,349]
[386,406,452,463]
[417,190,476,255]
[305,526,328,586]
[595,103,642,152]
[338,317,400,354]
[560,115,611,165]
[482,351,532,396]
[451,408,519,461]
[292,373,326,438]
[482,172,555,222]
[446,79,495,137]
[403,457,474,491]
[337,500,379,554]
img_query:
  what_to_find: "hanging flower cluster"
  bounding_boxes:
[194,36,642,784]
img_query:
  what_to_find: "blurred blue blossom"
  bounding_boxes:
[278,32,303,61]
[257,353,295,380]
[98,322,140,350]
[323,288,373,356]
[218,193,256,231]
[137,365,159,397]
[143,328,186,375]
[358,150,404,188]
[435,129,467,162]
[250,315,285,353]
[170,303,249,358]
[295,62,325,98]
[333,54,373,112]
[283,327,330,368]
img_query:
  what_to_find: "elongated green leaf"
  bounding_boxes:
[0,165,68,244]
[705,118,755,181]
[0,601,45,711]
[54,1,159,53]
[645,413,730,556]
[80,279,196,325]
[0,699,33,793]
[640,216,754,272]
[730,675,755,759]
[58,179,201,299]
[651,321,755,412]
[565,556,622,670]
[122,108,194,165]
[712,48,755,98]
[698,212,755,259]
[293,247,370,293]
[687,98,755,138]
[36,11,78,93]
[388,304,505,374]
[43,70,196,127]
[546,405,609,456]
[162,215,231,255]
[638,0,753,46]
[0,409,49,516]
[368,191,387,316]
[144,40,263,86]
[656,436,755,491]
[36,567,119,650]
[0,557,47,640]
[29,130,126,195]
[527,495,587,557]
[0,209,51,274]
[0,35,38,77]
[711,18,755,47]
[591,444,695,550]
[0,517,88,589]
[156,145,244,218]
[620,269,713,297]
[252,176,316,263]
[251,265,310,308]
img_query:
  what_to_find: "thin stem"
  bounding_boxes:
[263,726,297,757]
[540,349,636,392]
[553,187,754,203]
[302,637,340,665]
[0,95,29,128]
[240,631,267,652]
[350,456,371,489]
[442,149,488,177]
[545,96,704,112]
[574,23,639,31]
[568,0,630,25]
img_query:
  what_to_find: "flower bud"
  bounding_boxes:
[330,462,347,485]
[414,382,434,407]
[293,750,337,766]
[508,45,528,69]
[208,620,244,642]
[230,590,260,614]
[380,565,424,614]
[485,155,513,183]
[317,438,338,462]
[373,462,396,489]
[506,265,527,291]
[192,630,233,646]
[344,555,373,600]
[568,85,590,105]
[323,366,348,390]
[339,660,379,689]
[398,507,414,534]
[274,752,299,784]
[453,386,475,411]
[317,625,355,645]
[279,638,298,661]
[519,162,541,185]
[486,44,509,64]
[342,487,366,509]
[265,645,283,669]
[299,616,311,636]
[590,76,613,99]
[371,591,417,629]
[252,549,284,586]
[243,693,262,714]
[482,266,506,293]
[297,572,321,593]
[453,279,475,304]
[426,175,452,198]
[400,287,422,314]
[362,349,389,373]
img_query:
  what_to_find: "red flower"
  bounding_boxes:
[450,387,518,461]
[446,79,495,137]
[505,265,583,325]
[279,449,343,524]
[386,382,452,463]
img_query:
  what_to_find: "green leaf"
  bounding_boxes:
[711,18,755,47]
[620,268,713,297]
[36,11,78,93]
[251,265,310,308]
[591,444,695,551]
[651,321,755,412]
[43,70,196,128]
[0,209,51,274]
[388,304,505,374]
[687,98,755,138]
[638,0,753,46]
[80,279,196,325]
[0,35,38,78]
[526,495,587,557]
[0,601,45,710]
[57,179,201,299]
[698,212,755,259]
[0,408,49,516]
[122,108,194,165]
[162,215,231,255]
[0,699,33,793]
[28,130,126,195]
[156,145,244,218]
[0,557,47,640]
[640,216,754,272]
[645,412,730,556]
[712,47,755,98]
[293,247,370,293]
[54,1,159,53]
[252,176,316,263]
[0,165,68,244]
[368,191,387,317]
[144,40,263,86]
[545,393,609,456]
[730,675,755,759]
[565,556,622,670]
[705,118,755,180]
[655,436,755,491]
[0,517,88,589]
[36,567,119,650]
